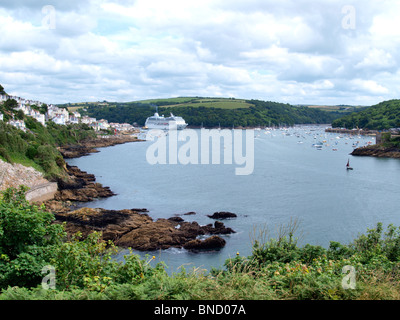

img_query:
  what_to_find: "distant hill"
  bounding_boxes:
[70,97,348,128]
[332,99,400,130]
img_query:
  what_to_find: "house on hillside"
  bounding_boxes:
[47,105,70,124]
[68,115,80,124]
[81,116,97,125]
[97,119,110,130]
[51,114,67,125]
[111,122,134,132]
[8,119,26,131]
[0,112,3,121]
[28,109,46,126]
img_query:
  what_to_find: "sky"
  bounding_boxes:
[1,0,400,106]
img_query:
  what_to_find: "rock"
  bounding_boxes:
[168,216,185,222]
[131,208,149,213]
[53,164,115,203]
[183,236,226,250]
[58,136,140,159]
[207,211,237,219]
[183,211,196,215]
[214,221,224,229]
[351,145,400,159]
[55,208,235,251]
[204,221,235,235]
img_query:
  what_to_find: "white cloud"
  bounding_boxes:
[351,79,389,95]
[0,0,399,105]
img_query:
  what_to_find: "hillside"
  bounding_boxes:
[74,97,345,128]
[332,99,400,130]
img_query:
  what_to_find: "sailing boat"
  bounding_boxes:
[346,159,353,170]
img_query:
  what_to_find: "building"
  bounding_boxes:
[1,91,137,133]
[110,122,135,132]
[97,119,110,130]
[47,105,70,124]
[52,114,67,125]
[8,119,26,131]
[68,115,80,124]
[81,116,97,125]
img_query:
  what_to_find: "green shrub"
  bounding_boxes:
[0,187,64,289]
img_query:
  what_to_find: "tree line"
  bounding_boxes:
[80,99,342,128]
[332,99,400,130]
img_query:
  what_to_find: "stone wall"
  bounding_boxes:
[0,159,48,191]
[25,182,58,203]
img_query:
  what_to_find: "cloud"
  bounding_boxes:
[0,0,399,105]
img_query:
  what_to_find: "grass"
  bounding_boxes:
[165,99,253,109]
[136,97,254,109]
[8,153,45,173]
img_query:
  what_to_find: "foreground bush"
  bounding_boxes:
[1,187,400,300]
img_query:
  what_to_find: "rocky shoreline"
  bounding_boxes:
[45,134,236,251]
[58,134,140,159]
[351,145,400,159]
[54,207,235,251]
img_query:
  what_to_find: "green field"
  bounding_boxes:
[135,97,253,109]
[306,105,367,113]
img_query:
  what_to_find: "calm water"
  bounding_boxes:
[67,125,400,273]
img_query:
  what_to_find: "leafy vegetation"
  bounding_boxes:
[0,106,96,179]
[77,98,343,128]
[1,188,400,300]
[332,99,400,130]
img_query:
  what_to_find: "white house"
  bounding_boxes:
[81,116,97,125]
[111,122,134,132]
[72,111,81,119]
[29,109,46,126]
[97,119,110,130]
[0,112,3,121]
[47,105,70,124]
[52,114,67,125]
[8,119,26,131]
[68,115,80,124]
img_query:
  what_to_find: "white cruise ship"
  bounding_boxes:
[144,112,188,130]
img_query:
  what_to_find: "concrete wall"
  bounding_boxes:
[25,182,58,203]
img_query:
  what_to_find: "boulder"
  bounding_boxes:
[183,236,226,250]
[207,211,237,219]
[183,211,196,215]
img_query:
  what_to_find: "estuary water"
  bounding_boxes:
[67,125,400,273]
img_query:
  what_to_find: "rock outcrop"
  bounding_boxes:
[183,236,226,250]
[52,164,115,204]
[351,145,400,159]
[58,135,140,159]
[55,207,235,251]
[207,211,238,219]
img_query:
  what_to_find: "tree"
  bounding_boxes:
[0,84,5,95]
[0,186,65,288]
[3,99,17,111]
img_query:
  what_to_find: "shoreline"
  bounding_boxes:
[58,134,141,158]
[46,134,235,252]
[351,144,400,159]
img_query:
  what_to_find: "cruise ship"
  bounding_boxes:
[144,112,188,130]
